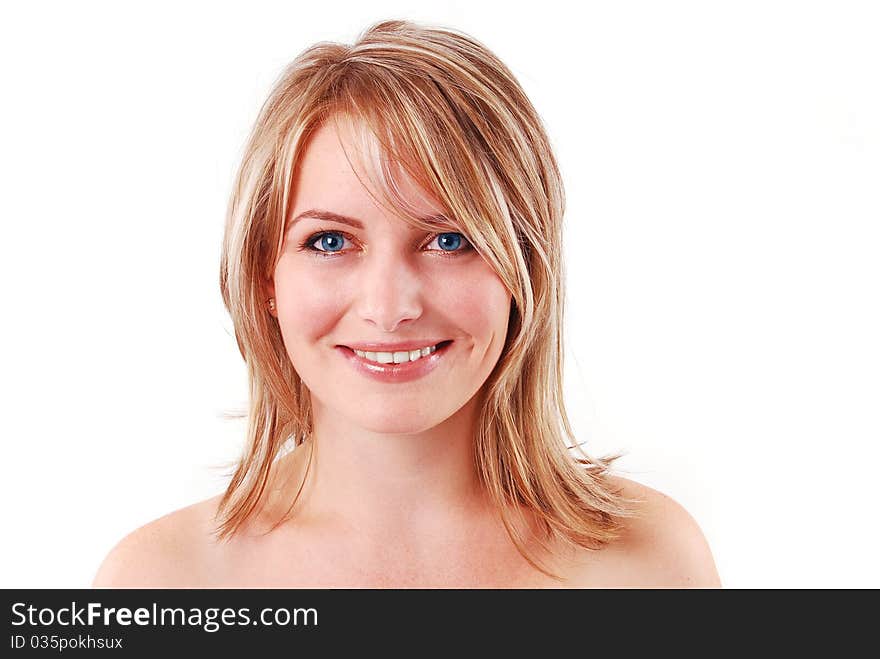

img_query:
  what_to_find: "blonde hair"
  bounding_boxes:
[218,18,638,577]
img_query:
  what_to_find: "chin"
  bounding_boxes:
[349,406,448,435]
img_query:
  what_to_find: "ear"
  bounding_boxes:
[266,279,277,318]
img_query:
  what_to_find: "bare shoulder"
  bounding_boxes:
[599,475,721,588]
[92,495,223,588]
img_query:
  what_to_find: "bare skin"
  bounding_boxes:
[93,445,721,588]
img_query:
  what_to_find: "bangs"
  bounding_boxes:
[327,111,455,235]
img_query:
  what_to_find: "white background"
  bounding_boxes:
[1,0,877,588]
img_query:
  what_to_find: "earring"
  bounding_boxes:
[267,298,276,312]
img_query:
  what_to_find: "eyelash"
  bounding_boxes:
[297,229,474,260]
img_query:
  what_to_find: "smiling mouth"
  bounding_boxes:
[340,340,453,365]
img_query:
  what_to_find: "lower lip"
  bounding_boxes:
[336,342,453,383]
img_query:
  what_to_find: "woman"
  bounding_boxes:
[94,19,720,588]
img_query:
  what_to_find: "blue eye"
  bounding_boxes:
[426,232,472,254]
[433,233,463,251]
[306,232,349,253]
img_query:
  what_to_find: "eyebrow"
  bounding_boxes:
[289,209,452,230]
[290,209,365,229]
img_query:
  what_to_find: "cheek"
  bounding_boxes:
[444,266,512,342]
[273,260,346,342]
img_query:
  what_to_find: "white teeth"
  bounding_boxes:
[354,344,440,364]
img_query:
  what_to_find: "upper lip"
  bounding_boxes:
[341,339,451,352]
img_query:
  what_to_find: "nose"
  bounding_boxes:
[354,248,424,332]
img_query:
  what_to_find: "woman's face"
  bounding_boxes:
[269,119,511,434]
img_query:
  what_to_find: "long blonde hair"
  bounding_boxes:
[218,19,638,577]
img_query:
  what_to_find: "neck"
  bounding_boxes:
[267,391,492,537]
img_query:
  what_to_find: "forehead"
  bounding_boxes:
[296,120,361,181]
[290,118,443,218]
